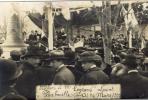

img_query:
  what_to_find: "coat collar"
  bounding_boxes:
[128,70,138,74]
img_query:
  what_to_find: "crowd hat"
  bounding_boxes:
[75,47,86,53]
[48,50,68,61]
[21,46,48,59]
[122,54,138,69]
[78,51,102,63]
[21,50,42,58]
[10,50,21,57]
[0,59,22,83]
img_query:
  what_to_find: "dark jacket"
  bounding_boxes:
[15,62,37,99]
[35,67,56,85]
[52,66,75,85]
[0,86,26,100]
[78,67,109,84]
[139,71,148,78]
[119,72,148,99]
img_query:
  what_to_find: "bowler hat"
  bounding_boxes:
[75,47,86,53]
[0,59,22,83]
[21,48,48,59]
[48,50,68,61]
[78,51,102,63]
[122,54,138,69]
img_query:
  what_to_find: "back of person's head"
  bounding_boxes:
[10,50,21,61]
[122,54,138,69]
[79,51,102,67]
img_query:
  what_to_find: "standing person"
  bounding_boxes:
[35,30,41,40]
[118,54,148,99]
[0,59,26,100]
[9,50,21,62]
[28,30,37,41]
[78,51,109,84]
[49,50,75,85]
[15,49,42,99]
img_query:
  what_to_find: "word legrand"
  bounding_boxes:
[36,84,120,100]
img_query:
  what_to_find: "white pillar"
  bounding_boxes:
[47,3,54,50]
[128,30,132,48]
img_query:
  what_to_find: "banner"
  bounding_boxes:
[121,4,138,31]
[69,39,84,51]
[62,7,71,20]
[36,85,120,100]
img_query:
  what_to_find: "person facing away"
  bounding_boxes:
[78,51,109,84]
[116,54,148,99]
[49,50,75,85]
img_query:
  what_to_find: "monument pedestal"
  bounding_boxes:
[1,14,27,58]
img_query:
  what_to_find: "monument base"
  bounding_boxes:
[1,45,27,59]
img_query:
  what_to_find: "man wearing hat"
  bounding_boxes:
[9,50,21,61]
[117,54,148,99]
[49,50,75,85]
[15,48,43,99]
[0,59,26,99]
[78,51,109,84]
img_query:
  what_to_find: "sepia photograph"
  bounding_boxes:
[0,0,148,99]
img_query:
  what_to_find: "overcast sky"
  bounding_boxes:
[0,1,147,26]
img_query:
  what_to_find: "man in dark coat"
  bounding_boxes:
[0,59,26,100]
[15,49,42,99]
[117,54,148,99]
[35,67,56,85]
[78,51,109,84]
[49,50,75,85]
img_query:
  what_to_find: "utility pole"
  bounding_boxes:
[101,0,112,65]
[47,2,54,50]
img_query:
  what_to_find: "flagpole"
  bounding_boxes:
[47,2,54,50]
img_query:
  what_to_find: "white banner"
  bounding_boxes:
[36,84,120,100]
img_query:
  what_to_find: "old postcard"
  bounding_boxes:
[0,0,147,99]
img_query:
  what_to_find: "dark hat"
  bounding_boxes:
[21,50,41,58]
[0,59,22,83]
[75,47,86,53]
[122,54,138,69]
[48,50,68,61]
[78,51,102,63]
[21,46,48,59]
[10,50,21,57]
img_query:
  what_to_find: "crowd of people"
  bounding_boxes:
[1,30,148,99]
